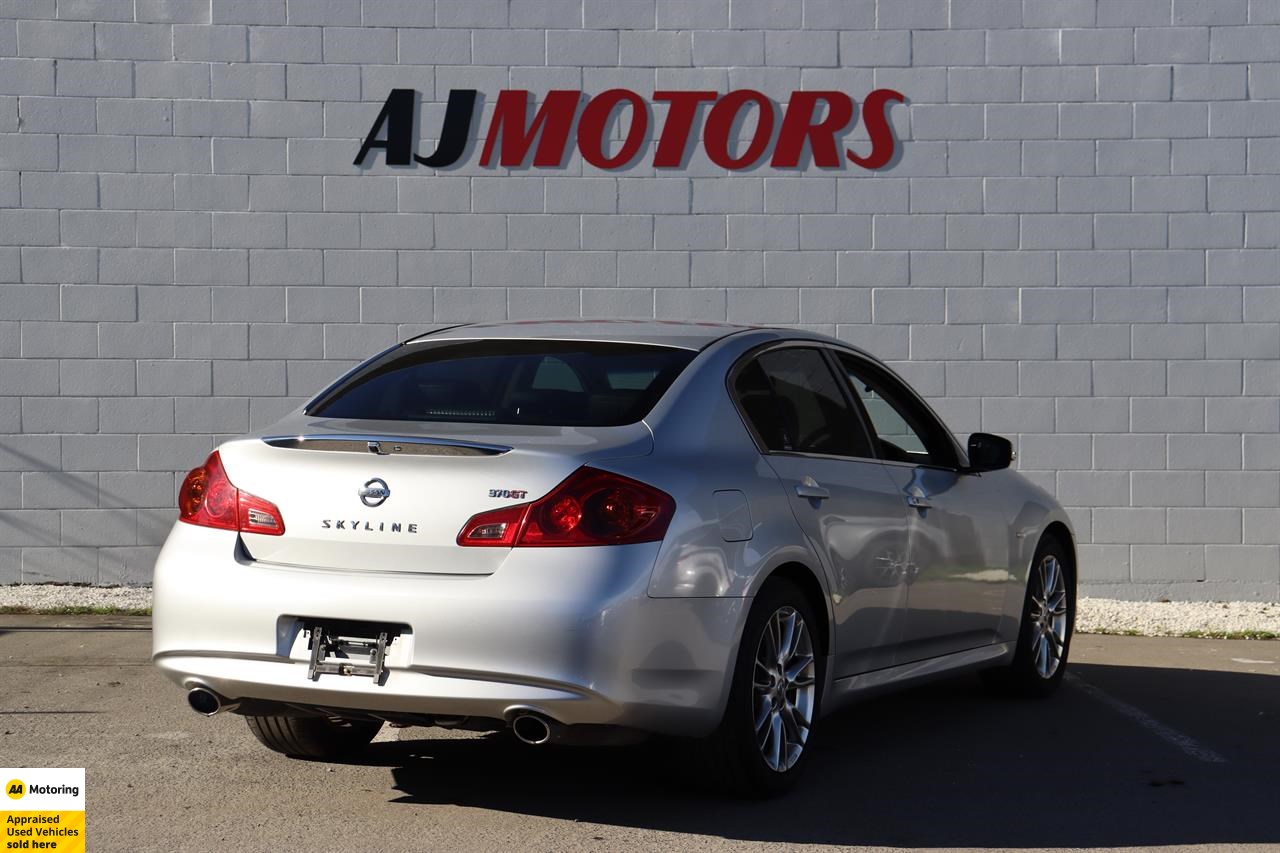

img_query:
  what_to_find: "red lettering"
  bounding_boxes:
[480,89,581,167]
[846,88,905,171]
[705,90,775,169]
[577,89,649,169]
[772,91,854,168]
[652,90,717,167]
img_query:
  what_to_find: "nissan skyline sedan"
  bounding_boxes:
[152,320,1076,796]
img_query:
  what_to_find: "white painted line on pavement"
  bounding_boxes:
[1065,673,1227,764]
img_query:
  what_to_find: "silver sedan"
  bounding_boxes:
[152,321,1075,796]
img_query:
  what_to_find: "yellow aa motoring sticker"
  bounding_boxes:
[1,769,84,852]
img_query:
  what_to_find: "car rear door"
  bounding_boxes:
[835,352,1011,663]
[732,346,912,677]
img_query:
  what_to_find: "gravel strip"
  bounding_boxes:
[2,585,1278,638]
[1077,596,1280,638]
[0,584,152,612]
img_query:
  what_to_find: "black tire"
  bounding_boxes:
[244,714,382,760]
[984,534,1075,698]
[704,578,825,798]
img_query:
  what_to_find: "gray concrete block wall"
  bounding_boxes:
[1,0,1278,600]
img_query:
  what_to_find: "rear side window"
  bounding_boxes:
[310,340,696,427]
[733,348,872,458]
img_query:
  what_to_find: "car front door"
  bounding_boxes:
[733,346,912,677]
[836,352,1010,663]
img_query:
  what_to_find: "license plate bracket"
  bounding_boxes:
[306,622,395,684]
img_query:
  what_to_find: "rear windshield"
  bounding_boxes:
[309,340,697,427]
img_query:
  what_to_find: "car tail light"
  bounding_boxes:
[457,467,675,547]
[178,451,285,536]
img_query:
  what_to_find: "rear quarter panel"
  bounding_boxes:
[607,332,831,605]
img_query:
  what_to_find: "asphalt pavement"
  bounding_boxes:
[1,615,1277,852]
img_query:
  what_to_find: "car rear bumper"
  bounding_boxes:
[151,523,746,737]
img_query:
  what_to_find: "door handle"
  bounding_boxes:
[795,478,830,500]
[905,494,932,510]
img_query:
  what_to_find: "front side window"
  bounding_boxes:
[310,340,696,427]
[838,354,956,468]
[734,347,872,458]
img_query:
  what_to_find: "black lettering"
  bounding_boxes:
[415,88,478,167]
[354,88,478,168]
[322,519,331,528]
[335,520,345,529]
[391,523,402,532]
[408,524,418,533]
[354,88,415,165]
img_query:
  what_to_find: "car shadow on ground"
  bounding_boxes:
[351,663,1280,848]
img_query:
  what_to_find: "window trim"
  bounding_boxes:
[304,341,403,415]
[726,341,880,463]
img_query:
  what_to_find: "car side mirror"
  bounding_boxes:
[967,433,1014,472]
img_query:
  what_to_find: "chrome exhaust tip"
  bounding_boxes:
[510,712,552,745]
[187,687,236,716]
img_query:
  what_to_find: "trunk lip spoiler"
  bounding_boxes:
[261,434,513,456]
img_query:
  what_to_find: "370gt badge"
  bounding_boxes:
[359,478,390,507]
[489,489,528,499]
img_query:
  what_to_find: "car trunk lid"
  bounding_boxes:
[217,418,653,575]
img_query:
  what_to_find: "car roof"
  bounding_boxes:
[407,319,760,351]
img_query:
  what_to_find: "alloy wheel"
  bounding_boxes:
[752,605,816,772]
[1028,555,1068,679]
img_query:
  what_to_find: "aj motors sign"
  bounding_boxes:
[354,88,905,171]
